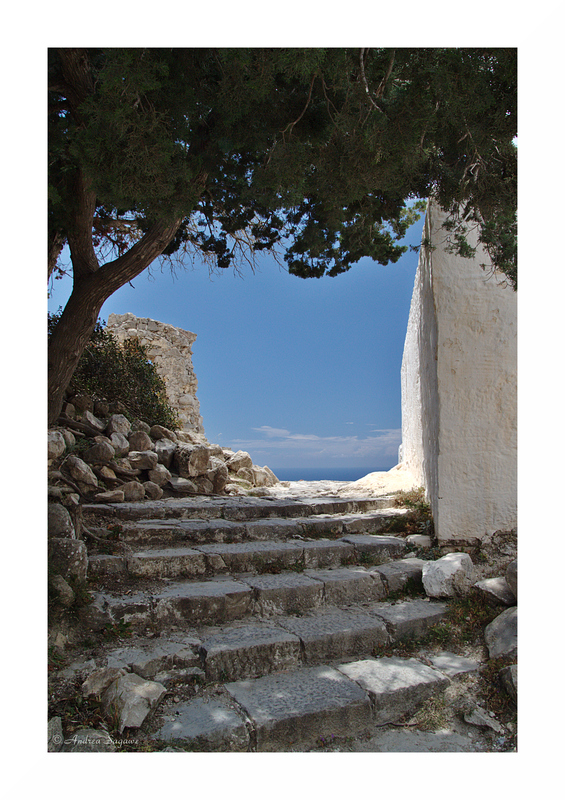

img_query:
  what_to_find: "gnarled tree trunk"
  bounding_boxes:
[48,215,182,425]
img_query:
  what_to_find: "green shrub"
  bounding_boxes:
[48,311,180,429]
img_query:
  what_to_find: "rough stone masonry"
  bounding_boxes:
[106,313,205,434]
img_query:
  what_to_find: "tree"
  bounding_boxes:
[48,47,516,425]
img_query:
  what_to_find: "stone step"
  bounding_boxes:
[84,559,428,631]
[83,495,397,526]
[89,509,409,547]
[151,654,451,751]
[89,533,410,579]
[98,598,447,686]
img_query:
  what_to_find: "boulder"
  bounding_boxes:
[506,560,517,600]
[48,503,75,538]
[82,667,129,697]
[143,481,164,500]
[227,450,253,472]
[473,576,516,606]
[128,450,159,470]
[155,437,177,468]
[81,410,106,432]
[128,430,153,452]
[48,538,88,583]
[150,425,178,442]
[484,607,517,659]
[102,672,166,733]
[94,489,125,503]
[422,553,475,598]
[176,430,207,445]
[49,573,75,608]
[98,465,118,481]
[132,419,151,434]
[463,705,505,734]
[499,664,517,703]
[82,441,116,464]
[194,476,215,494]
[122,481,145,501]
[168,476,198,494]
[62,402,76,419]
[237,467,255,483]
[63,455,99,493]
[48,430,66,461]
[105,413,132,437]
[175,444,210,478]
[252,465,279,487]
[207,457,229,493]
[60,428,76,449]
[147,463,172,487]
[109,432,130,457]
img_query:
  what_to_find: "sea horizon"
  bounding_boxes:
[270,466,392,483]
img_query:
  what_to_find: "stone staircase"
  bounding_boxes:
[79,492,453,752]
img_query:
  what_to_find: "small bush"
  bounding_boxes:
[49,311,180,429]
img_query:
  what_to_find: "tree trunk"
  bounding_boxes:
[48,282,101,424]
[47,216,182,425]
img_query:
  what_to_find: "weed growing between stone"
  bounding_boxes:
[385,487,434,537]
[410,693,450,732]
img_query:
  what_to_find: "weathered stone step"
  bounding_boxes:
[98,598,446,686]
[83,495,397,525]
[151,654,450,751]
[84,558,428,630]
[90,533,409,579]
[91,509,409,547]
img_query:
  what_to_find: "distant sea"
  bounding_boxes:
[271,467,390,483]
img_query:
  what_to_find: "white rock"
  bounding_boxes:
[82,667,129,697]
[81,410,106,432]
[252,465,279,487]
[155,437,177,468]
[122,480,145,501]
[105,413,132,437]
[143,481,163,500]
[484,607,517,659]
[227,450,253,472]
[109,431,130,456]
[175,443,210,478]
[48,430,67,460]
[102,672,166,733]
[148,463,172,487]
[64,455,99,491]
[48,503,75,538]
[422,552,475,597]
[128,450,159,470]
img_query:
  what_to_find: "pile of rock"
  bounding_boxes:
[48,396,279,507]
[418,550,517,703]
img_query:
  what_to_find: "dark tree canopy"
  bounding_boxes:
[48,47,517,424]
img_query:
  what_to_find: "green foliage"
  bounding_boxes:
[49,47,517,284]
[389,487,434,537]
[48,311,180,429]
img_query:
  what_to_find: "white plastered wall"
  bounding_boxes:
[401,202,517,543]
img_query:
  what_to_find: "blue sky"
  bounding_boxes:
[48,215,425,476]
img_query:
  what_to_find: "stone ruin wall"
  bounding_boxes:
[106,313,205,435]
[400,202,517,544]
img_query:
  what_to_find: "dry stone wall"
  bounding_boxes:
[400,202,517,544]
[106,313,205,434]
